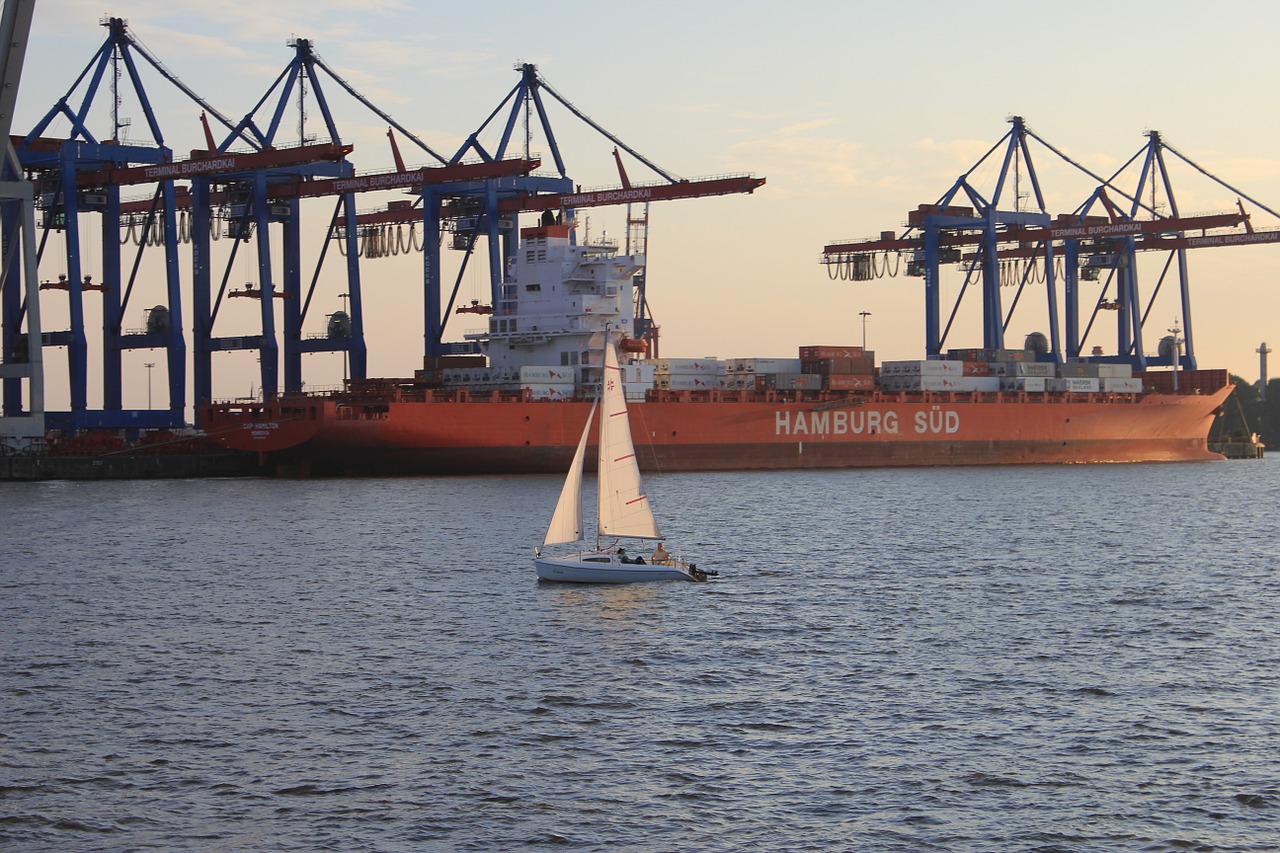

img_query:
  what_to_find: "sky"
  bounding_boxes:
[13,0,1280,411]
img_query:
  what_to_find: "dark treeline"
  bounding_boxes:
[1218,376,1280,449]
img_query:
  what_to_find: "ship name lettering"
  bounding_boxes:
[914,408,960,434]
[775,409,899,436]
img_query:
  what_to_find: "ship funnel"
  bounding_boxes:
[1024,332,1049,354]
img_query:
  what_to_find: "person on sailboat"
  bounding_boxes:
[651,543,670,565]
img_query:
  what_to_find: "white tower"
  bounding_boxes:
[1259,342,1272,400]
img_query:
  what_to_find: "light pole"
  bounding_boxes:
[339,292,350,382]
[144,362,155,409]
[859,311,871,350]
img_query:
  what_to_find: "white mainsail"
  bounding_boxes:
[542,399,597,547]
[597,342,661,540]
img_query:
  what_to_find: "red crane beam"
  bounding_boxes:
[346,174,766,227]
[76,142,353,188]
[974,228,1280,260]
[265,157,539,200]
[823,211,1250,257]
[497,174,765,215]
[116,159,540,215]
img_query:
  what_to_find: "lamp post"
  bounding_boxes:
[859,311,871,350]
[1168,320,1183,392]
[338,292,350,382]
[144,362,155,409]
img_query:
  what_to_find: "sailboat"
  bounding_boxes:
[533,341,713,583]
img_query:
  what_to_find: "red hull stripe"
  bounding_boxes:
[626,496,647,506]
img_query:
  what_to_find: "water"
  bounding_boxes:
[2,461,1278,852]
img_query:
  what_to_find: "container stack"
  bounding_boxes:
[619,362,656,401]
[724,357,803,390]
[1135,368,1227,395]
[799,346,876,392]
[651,357,725,392]
[878,359,1000,393]
[441,365,577,400]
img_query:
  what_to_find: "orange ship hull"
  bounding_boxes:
[202,385,1232,476]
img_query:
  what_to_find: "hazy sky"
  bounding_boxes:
[15,0,1280,408]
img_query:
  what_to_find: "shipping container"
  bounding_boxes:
[519,365,576,383]
[825,374,876,391]
[1102,378,1143,393]
[1000,376,1047,393]
[519,382,576,401]
[802,356,875,375]
[731,357,803,374]
[880,375,1000,392]
[1096,363,1134,379]
[1015,362,1055,377]
[651,357,721,375]
[799,345,864,360]
[1048,377,1101,393]
[881,359,964,376]
[1060,360,1102,378]
[657,375,725,391]
[757,373,823,391]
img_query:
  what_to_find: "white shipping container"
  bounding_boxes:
[1103,377,1143,393]
[880,375,998,392]
[657,375,724,391]
[1049,377,1101,393]
[619,363,655,385]
[520,382,576,400]
[1000,377,1048,392]
[1015,362,1055,377]
[651,357,720,375]
[732,357,803,374]
[1097,364,1134,379]
[882,359,964,376]
[519,365,576,384]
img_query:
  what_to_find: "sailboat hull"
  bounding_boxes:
[534,554,702,584]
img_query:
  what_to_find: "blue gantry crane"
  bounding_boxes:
[11,16,191,432]
[347,62,764,358]
[822,116,1280,370]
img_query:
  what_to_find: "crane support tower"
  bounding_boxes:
[0,0,43,450]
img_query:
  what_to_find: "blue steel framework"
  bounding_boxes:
[10,23,753,430]
[9,18,184,431]
[822,116,1280,369]
[189,35,361,406]
[9,21,534,428]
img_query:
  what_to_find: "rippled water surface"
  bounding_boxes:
[3,460,1279,851]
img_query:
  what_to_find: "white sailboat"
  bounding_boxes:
[534,341,712,583]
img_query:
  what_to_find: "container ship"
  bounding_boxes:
[201,222,1232,476]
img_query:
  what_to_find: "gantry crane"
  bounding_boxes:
[11,16,194,431]
[822,117,1279,369]
[350,62,765,357]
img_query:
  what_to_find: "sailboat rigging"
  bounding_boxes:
[533,340,713,583]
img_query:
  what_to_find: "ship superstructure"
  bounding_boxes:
[464,223,641,396]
